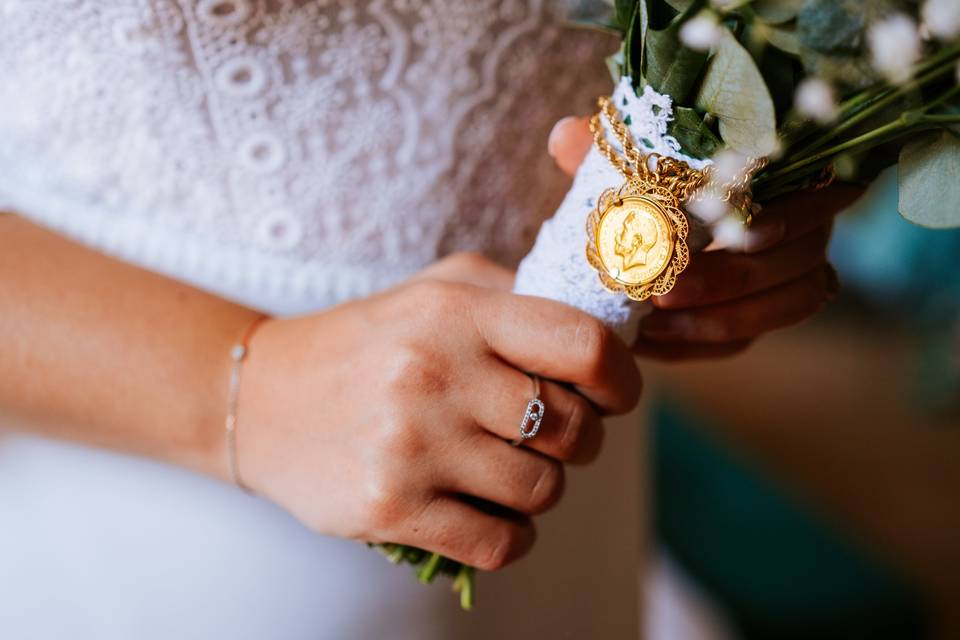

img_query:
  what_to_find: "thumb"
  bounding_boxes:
[548,116,592,177]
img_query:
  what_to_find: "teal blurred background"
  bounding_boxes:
[651,169,960,640]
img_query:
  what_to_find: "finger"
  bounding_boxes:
[389,495,536,571]
[633,339,753,361]
[703,214,786,254]
[470,289,642,414]
[654,224,832,310]
[548,116,592,177]
[638,265,837,343]
[471,360,605,464]
[443,434,566,516]
[412,252,514,291]
[704,183,864,254]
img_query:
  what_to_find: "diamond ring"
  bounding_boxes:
[515,374,545,443]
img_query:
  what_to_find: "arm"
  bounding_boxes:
[0,214,641,569]
[0,213,258,479]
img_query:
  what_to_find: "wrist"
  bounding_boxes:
[176,306,267,484]
[223,314,270,491]
[224,314,292,499]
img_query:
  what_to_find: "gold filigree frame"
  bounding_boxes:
[586,179,690,302]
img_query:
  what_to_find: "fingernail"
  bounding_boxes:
[824,263,841,300]
[547,116,579,159]
[687,197,729,225]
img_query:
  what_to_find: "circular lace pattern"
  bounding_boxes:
[0,0,614,310]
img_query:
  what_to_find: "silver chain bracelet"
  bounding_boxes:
[225,315,268,492]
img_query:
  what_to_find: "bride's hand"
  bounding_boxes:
[548,116,864,360]
[236,266,641,570]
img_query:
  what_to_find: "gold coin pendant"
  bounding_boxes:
[595,195,676,286]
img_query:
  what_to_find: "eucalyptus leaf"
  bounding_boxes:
[694,30,778,156]
[796,0,864,54]
[624,0,643,83]
[668,106,722,158]
[898,131,960,229]
[632,0,664,86]
[643,18,708,102]
[799,50,879,91]
[615,0,638,30]
[752,0,804,25]
[765,25,801,56]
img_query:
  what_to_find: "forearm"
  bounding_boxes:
[0,214,261,480]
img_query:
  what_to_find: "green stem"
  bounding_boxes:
[758,104,960,193]
[762,119,907,183]
[453,565,475,611]
[623,1,640,82]
[777,43,960,154]
[386,544,405,564]
[919,114,960,124]
[789,51,960,159]
[837,85,887,114]
[844,41,960,110]
[755,118,942,199]
[916,84,960,114]
[911,41,960,80]
[778,90,886,153]
[417,552,444,584]
[755,128,915,199]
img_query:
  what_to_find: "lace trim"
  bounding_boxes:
[612,77,712,171]
[513,80,707,342]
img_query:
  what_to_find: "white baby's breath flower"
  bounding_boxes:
[868,13,922,84]
[688,193,730,224]
[923,0,960,40]
[706,215,747,251]
[711,149,750,185]
[794,78,839,124]
[680,12,724,51]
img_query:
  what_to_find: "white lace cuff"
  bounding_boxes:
[512,79,713,344]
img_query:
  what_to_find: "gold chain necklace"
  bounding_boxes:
[585,95,765,302]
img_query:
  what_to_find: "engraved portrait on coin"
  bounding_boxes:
[596,198,675,286]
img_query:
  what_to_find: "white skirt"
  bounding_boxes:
[0,409,641,639]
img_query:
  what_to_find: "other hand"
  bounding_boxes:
[236,259,641,570]
[548,116,864,360]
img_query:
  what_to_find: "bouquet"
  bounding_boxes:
[378,0,960,608]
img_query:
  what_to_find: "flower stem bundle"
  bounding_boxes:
[579,0,960,227]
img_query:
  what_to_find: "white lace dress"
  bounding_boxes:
[0,2,643,638]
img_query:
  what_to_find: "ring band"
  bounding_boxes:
[515,374,545,443]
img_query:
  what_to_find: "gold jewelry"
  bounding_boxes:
[811,163,837,190]
[586,96,766,301]
[225,314,268,492]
